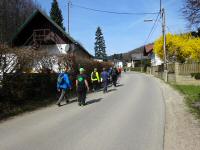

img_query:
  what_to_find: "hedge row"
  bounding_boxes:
[0,59,113,120]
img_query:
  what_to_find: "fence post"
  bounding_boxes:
[164,70,168,82]
[175,62,180,83]
[150,67,152,75]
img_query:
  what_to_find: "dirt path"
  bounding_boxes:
[154,77,200,150]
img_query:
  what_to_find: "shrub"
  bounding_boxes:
[191,73,200,80]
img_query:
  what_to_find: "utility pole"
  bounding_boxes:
[160,0,167,69]
[140,51,143,72]
[160,0,168,81]
[160,0,162,13]
[161,8,167,70]
[67,0,71,34]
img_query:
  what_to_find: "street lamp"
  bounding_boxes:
[144,19,153,22]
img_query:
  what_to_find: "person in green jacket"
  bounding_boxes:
[76,68,89,106]
[91,68,100,92]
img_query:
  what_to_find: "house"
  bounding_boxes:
[93,57,104,62]
[144,44,162,66]
[130,46,149,68]
[113,59,123,68]
[11,9,93,63]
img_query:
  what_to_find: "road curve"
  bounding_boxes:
[0,72,165,150]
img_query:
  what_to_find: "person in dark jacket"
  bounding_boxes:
[56,68,72,107]
[101,68,109,93]
[76,68,89,106]
[108,67,113,84]
[112,67,118,87]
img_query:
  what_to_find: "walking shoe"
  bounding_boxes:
[66,100,69,104]
[57,103,61,107]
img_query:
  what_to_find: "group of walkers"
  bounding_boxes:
[56,66,122,107]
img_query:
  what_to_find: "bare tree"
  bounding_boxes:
[182,0,200,29]
[0,0,41,43]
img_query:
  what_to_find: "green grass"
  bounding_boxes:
[172,84,200,119]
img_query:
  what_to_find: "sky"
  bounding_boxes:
[36,0,188,56]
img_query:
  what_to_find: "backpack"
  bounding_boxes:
[57,74,64,85]
[112,69,117,76]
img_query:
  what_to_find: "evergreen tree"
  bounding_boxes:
[94,27,107,59]
[50,0,65,30]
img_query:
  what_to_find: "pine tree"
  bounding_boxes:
[94,27,107,60]
[50,0,65,30]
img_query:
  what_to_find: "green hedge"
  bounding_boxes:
[130,67,144,72]
[191,73,200,80]
[0,60,113,120]
[2,73,57,100]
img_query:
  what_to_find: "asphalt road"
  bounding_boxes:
[0,72,165,150]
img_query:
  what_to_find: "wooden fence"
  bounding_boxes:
[167,63,175,73]
[178,63,200,75]
[147,62,200,85]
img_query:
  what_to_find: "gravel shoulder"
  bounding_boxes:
[152,76,200,150]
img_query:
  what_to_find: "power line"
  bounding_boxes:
[144,13,160,44]
[71,3,159,15]
[158,19,171,33]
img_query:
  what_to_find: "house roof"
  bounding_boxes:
[144,44,154,54]
[129,46,144,54]
[11,9,92,57]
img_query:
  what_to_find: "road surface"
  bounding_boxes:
[0,72,165,150]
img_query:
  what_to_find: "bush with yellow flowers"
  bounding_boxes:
[154,33,200,63]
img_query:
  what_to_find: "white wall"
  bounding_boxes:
[39,44,70,54]
[94,59,103,62]
[115,62,123,68]
[151,54,163,66]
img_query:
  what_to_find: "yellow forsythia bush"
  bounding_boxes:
[154,33,200,62]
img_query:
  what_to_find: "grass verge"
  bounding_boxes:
[172,84,200,119]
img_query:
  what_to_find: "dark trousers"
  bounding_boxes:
[77,90,87,105]
[92,80,99,91]
[112,76,117,87]
[102,80,108,93]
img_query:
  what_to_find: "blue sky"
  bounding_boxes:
[37,0,188,55]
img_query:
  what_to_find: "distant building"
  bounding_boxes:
[144,44,162,66]
[113,59,123,68]
[130,46,149,68]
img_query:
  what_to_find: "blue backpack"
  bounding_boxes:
[57,74,64,85]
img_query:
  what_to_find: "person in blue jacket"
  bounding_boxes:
[56,68,72,107]
[101,68,109,93]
